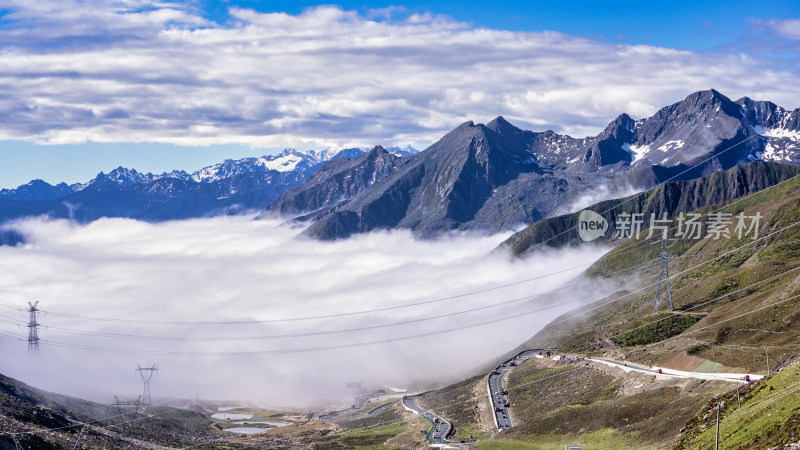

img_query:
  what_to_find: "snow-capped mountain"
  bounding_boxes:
[188,146,418,183]
[0,145,420,224]
[265,146,406,217]
[189,149,322,183]
[1,146,420,201]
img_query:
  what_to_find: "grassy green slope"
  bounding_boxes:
[674,364,800,449]
[527,172,800,375]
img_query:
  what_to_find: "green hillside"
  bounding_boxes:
[529,169,800,375]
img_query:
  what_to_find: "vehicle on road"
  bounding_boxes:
[657,368,663,374]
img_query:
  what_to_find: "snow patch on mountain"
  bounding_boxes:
[622,142,652,163]
[755,125,800,141]
[659,140,685,152]
[260,153,305,172]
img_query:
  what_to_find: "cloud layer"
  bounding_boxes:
[0,1,798,148]
[0,216,612,407]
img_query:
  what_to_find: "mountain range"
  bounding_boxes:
[0,146,418,224]
[291,89,800,239]
[1,89,799,242]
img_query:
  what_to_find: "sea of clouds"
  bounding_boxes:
[0,215,615,408]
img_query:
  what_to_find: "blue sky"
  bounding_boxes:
[0,0,798,188]
[201,0,799,51]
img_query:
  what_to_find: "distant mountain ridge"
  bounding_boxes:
[285,90,800,240]
[0,146,420,226]
[0,146,420,201]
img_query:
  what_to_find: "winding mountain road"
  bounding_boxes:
[319,390,391,420]
[401,393,452,442]
[488,350,540,431]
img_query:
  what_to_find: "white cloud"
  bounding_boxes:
[754,18,800,40]
[555,183,642,216]
[0,215,613,407]
[0,1,797,149]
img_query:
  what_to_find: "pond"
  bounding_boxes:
[211,413,253,420]
[231,421,288,427]
[222,427,270,434]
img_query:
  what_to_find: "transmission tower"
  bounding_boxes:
[112,395,141,430]
[27,301,40,351]
[653,239,674,312]
[136,364,158,407]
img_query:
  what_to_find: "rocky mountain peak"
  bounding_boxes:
[485,115,516,132]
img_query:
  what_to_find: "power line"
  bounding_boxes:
[0,258,655,354]
[26,262,592,326]
[600,171,800,262]
[22,280,617,343]
[541,217,800,332]
[36,298,592,356]
[3,218,797,357]
[652,238,675,312]
[605,263,800,347]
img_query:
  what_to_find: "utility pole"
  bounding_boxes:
[737,385,741,411]
[715,402,721,450]
[136,364,158,407]
[653,239,675,312]
[27,301,40,351]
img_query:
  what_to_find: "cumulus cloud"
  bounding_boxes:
[0,1,797,149]
[0,215,613,407]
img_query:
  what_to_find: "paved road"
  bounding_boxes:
[319,390,388,420]
[401,394,452,442]
[589,358,762,383]
[363,400,398,417]
[487,350,539,430]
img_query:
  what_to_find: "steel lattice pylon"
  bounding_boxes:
[27,301,40,351]
[112,395,141,431]
[136,365,158,407]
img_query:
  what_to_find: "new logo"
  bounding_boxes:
[578,210,608,241]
